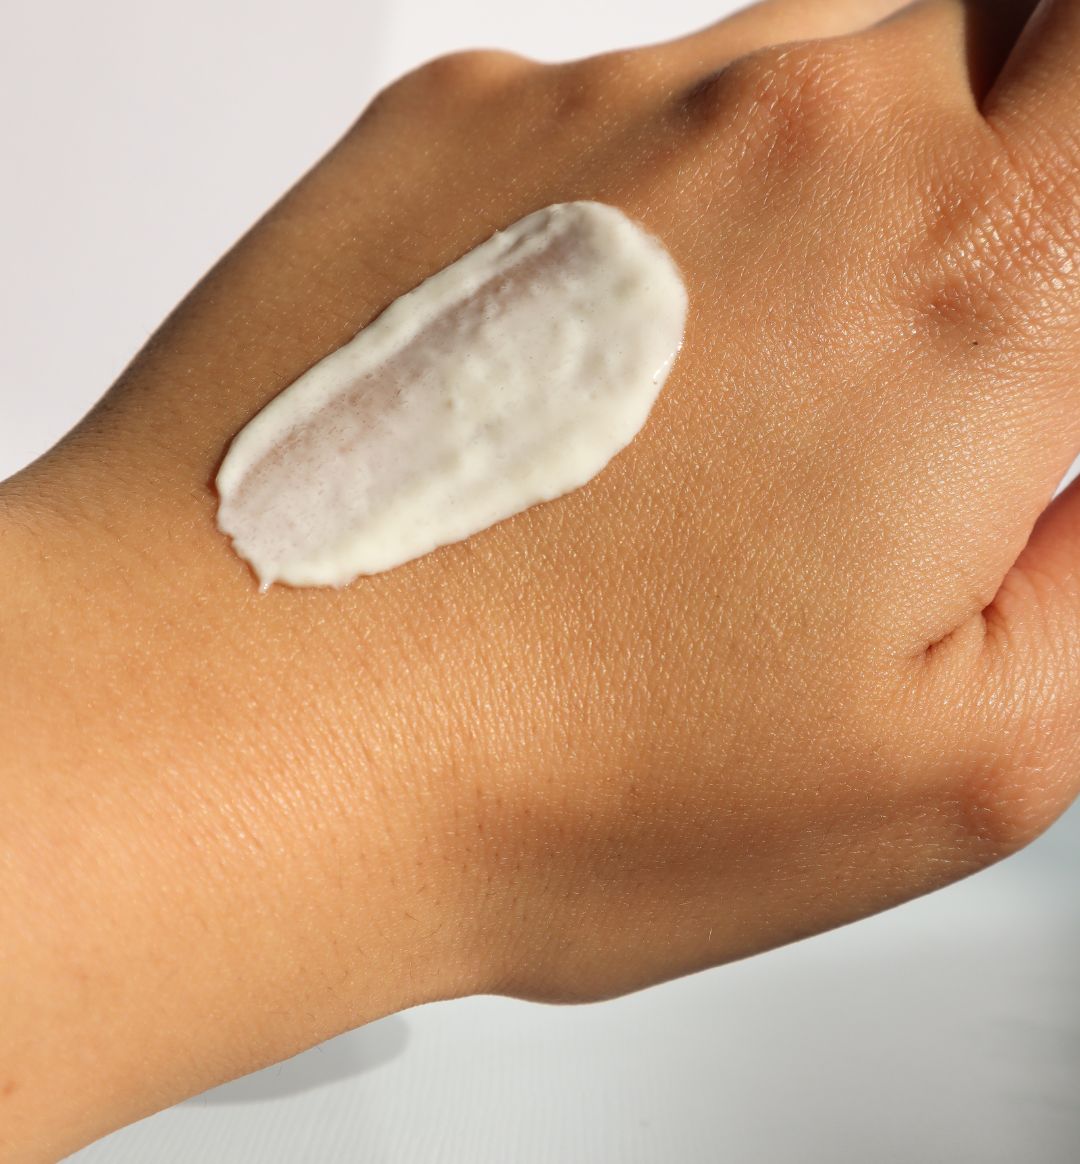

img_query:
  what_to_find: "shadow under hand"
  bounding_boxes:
[190,1015,410,1105]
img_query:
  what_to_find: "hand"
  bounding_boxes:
[5,0,1080,1155]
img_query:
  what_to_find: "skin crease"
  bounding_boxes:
[4,0,1080,1155]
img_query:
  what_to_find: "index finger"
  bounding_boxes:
[984,0,1080,173]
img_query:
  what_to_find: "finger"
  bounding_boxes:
[864,0,1040,104]
[970,458,1080,835]
[653,0,911,70]
[983,0,1080,161]
[1001,463,1080,637]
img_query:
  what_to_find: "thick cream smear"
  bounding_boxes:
[216,200,687,588]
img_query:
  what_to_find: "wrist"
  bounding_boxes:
[0,480,480,1160]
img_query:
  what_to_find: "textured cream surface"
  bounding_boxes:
[216,200,687,588]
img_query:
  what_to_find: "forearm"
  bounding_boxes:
[0,497,478,1161]
[0,98,556,1156]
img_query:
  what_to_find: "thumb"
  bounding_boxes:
[977,455,1080,847]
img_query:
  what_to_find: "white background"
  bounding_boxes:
[2,1,1078,1160]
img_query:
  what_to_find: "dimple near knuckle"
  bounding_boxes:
[897,165,1065,345]
[956,139,1080,319]
[678,37,872,148]
[553,49,659,119]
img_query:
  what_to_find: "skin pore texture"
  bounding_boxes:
[5,0,1080,1158]
[216,201,688,588]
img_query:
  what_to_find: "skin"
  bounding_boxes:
[3,0,1080,1156]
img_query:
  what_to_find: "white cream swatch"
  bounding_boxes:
[216,200,687,589]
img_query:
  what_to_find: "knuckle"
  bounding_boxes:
[378,48,537,108]
[414,47,536,90]
[889,162,1052,344]
[945,751,1058,859]
[553,49,660,118]
[898,140,1080,345]
[1001,124,1080,250]
[890,619,1076,868]
[941,653,1076,860]
[995,146,1080,305]
[678,37,872,150]
[945,754,1047,856]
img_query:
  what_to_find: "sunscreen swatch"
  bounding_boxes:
[216,201,687,588]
